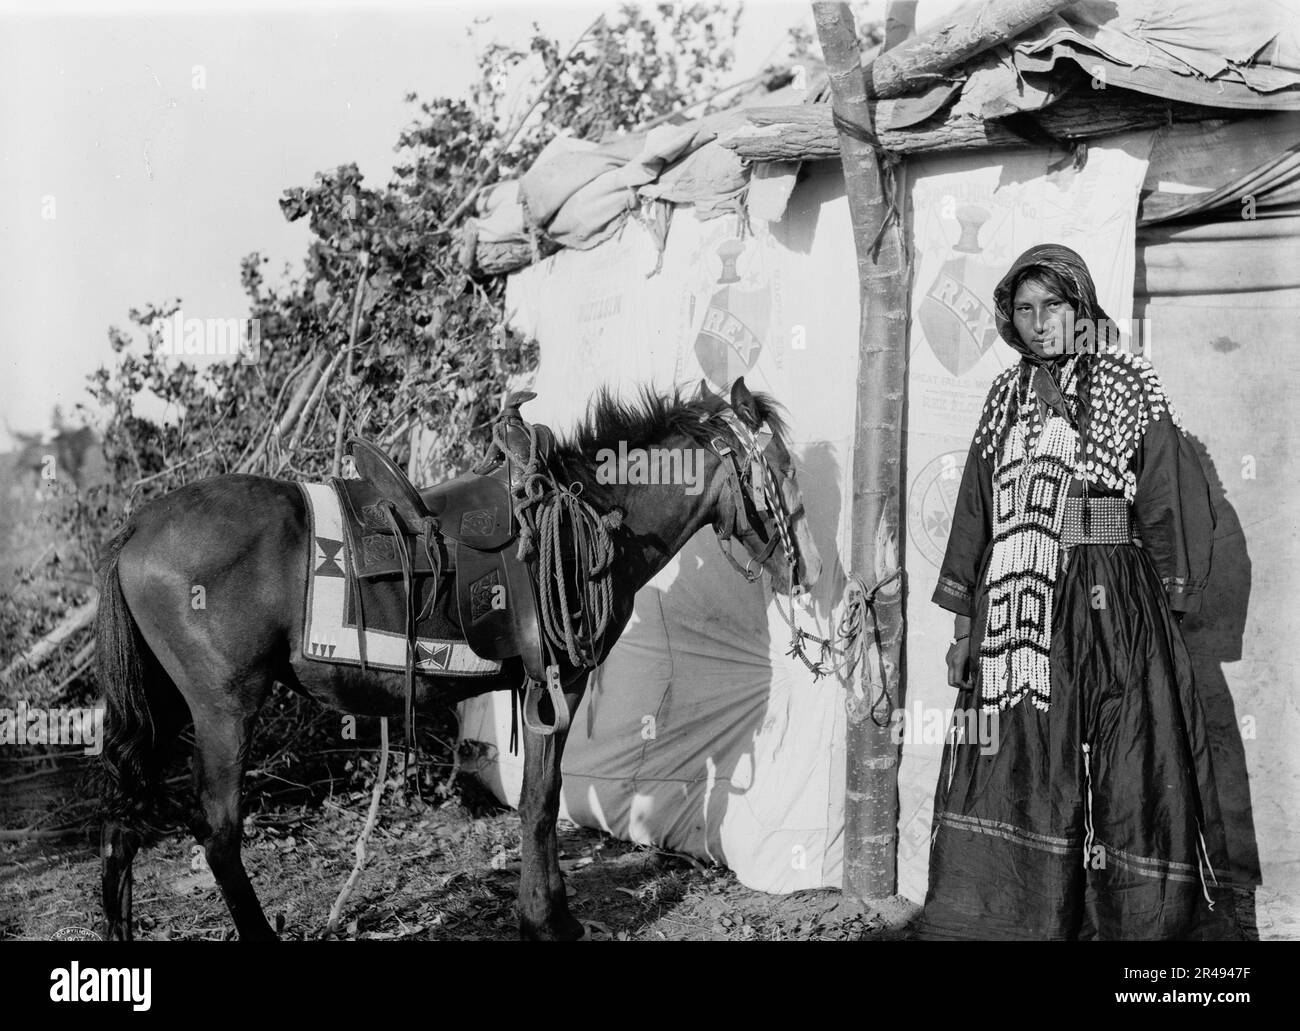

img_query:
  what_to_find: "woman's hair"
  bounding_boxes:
[1008,265,1083,315]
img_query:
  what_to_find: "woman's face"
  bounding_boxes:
[1012,278,1075,359]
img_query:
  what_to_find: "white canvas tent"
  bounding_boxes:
[449,0,1300,929]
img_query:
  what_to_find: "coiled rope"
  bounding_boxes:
[489,415,620,669]
[533,482,619,668]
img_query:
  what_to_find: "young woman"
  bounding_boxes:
[917,243,1240,940]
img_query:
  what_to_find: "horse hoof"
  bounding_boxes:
[519,914,585,941]
[235,927,280,942]
[102,921,131,943]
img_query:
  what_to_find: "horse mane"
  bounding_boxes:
[555,385,787,462]
[545,385,786,500]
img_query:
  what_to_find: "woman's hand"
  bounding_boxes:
[946,636,972,689]
[947,614,973,689]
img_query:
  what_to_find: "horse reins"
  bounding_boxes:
[709,414,889,684]
[711,415,802,586]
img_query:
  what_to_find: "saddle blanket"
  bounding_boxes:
[297,482,502,676]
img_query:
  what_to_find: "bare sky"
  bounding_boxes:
[0,0,925,445]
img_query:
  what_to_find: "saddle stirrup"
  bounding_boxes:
[522,665,569,737]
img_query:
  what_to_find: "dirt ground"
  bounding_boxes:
[1,710,1291,942]
[3,806,918,943]
[0,710,915,943]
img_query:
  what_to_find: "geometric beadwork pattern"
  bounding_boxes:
[971,353,1179,713]
[973,353,1178,504]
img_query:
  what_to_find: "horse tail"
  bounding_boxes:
[95,525,176,820]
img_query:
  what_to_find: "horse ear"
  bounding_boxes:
[730,377,762,430]
[694,379,716,402]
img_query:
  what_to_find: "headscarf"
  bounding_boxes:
[992,243,1117,365]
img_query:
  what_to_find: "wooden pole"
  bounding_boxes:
[814,1,909,903]
[815,0,1112,908]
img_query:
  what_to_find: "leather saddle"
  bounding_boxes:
[343,393,557,689]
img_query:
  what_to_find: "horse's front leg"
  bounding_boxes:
[517,689,583,941]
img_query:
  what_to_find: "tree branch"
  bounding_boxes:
[323,718,389,939]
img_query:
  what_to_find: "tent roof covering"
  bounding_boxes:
[463,0,1300,276]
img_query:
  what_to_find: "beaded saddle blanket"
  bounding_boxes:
[297,481,501,677]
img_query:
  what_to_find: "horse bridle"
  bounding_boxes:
[710,413,803,585]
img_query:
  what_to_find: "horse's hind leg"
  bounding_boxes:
[189,680,277,941]
[517,688,584,942]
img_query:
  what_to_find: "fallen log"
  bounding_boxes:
[1,597,98,685]
[0,826,87,841]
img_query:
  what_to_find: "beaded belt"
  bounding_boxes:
[1060,496,1133,547]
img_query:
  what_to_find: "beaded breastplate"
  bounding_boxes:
[974,353,1179,501]
[970,353,1178,711]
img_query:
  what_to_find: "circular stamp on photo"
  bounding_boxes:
[51,926,102,942]
[907,451,967,570]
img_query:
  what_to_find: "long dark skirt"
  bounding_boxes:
[915,541,1242,940]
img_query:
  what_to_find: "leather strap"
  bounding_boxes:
[509,682,521,755]
[711,437,752,540]
[380,500,421,800]
[711,437,779,580]
[415,515,443,623]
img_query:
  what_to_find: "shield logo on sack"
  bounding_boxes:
[692,237,771,390]
[918,206,1000,377]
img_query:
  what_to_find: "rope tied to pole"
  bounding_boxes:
[828,108,903,259]
[770,569,903,713]
[839,570,901,688]
[850,569,904,723]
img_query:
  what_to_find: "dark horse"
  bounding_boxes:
[95,378,822,940]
